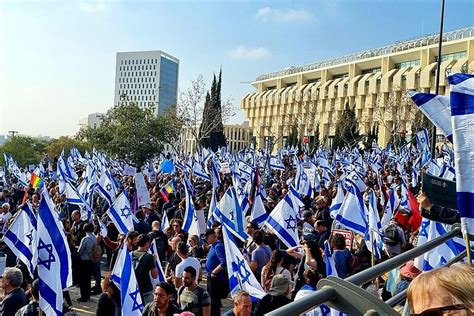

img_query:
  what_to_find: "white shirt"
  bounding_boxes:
[175,256,201,278]
[0,212,12,233]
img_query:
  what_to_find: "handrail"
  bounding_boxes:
[386,247,469,307]
[266,224,462,315]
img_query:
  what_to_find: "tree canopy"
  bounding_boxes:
[76,103,181,167]
[0,136,48,167]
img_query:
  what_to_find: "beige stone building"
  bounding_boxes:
[241,27,474,150]
[180,121,253,153]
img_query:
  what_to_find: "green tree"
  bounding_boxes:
[45,136,92,159]
[0,136,48,167]
[76,103,179,167]
[333,104,360,150]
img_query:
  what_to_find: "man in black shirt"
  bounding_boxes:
[132,234,158,304]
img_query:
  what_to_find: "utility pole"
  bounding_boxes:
[431,0,445,158]
[8,130,18,138]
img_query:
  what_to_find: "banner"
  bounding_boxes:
[123,165,137,176]
[134,172,151,207]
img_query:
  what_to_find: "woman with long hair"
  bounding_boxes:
[260,250,292,292]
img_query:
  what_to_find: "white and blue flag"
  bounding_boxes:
[106,191,134,235]
[111,244,144,315]
[3,204,37,277]
[148,239,166,288]
[215,187,249,241]
[222,224,266,300]
[264,186,303,248]
[37,190,72,316]
[408,91,452,141]
[335,184,368,235]
[448,73,474,236]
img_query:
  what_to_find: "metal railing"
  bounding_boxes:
[267,224,464,316]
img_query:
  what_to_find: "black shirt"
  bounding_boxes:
[254,294,292,316]
[132,251,155,293]
[0,287,27,316]
[96,293,119,316]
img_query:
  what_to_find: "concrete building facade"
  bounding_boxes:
[241,27,474,149]
[181,122,253,154]
[114,50,179,115]
[79,113,105,130]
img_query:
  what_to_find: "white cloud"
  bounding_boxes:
[256,7,312,22]
[228,46,270,60]
[77,1,107,13]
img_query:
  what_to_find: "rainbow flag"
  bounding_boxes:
[159,180,175,202]
[30,173,44,190]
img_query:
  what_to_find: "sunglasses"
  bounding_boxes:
[410,304,470,316]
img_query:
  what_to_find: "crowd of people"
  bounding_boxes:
[0,144,472,316]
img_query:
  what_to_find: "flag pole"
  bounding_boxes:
[370,230,380,297]
[430,0,445,158]
[463,233,472,266]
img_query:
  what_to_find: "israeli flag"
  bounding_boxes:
[250,191,268,226]
[148,239,166,288]
[221,224,266,300]
[106,191,134,235]
[344,170,367,193]
[65,181,92,221]
[111,244,144,315]
[182,180,203,237]
[414,219,465,271]
[330,182,344,219]
[322,241,345,316]
[97,217,108,238]
[161,211,170,232]
[335,184,368,235]
[380,188,400,228]
[295,162,313,198]
[215,187,249,241]
[448,73,474,236]
[193,161,210,181]
[408,91,452,140]
[210,159,221,188]
[416,128,431,165]
[58,152,77,182]
[207,188,218,229]
[365,189,382,260]
[37,190,72,316]
[97,169,119,204]
[264,186,303,248]
[3,204,37,277]
[269,156,286,171]
[3,153,28,186]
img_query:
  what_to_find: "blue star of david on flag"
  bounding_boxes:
[38,239,56,271]
[232,258,251,284]
[229,211,235,221]
[284,214,298,230]
[121,206,132,219]
[419,220,429,238]
[106,183,112,192]
[129,286,144,312]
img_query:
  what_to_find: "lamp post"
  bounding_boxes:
[431,0,446,158]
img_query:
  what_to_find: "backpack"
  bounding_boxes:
[384,224,400,246]
[90,237,103,263]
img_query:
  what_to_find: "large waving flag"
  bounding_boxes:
[380,187,400,228]
[222,224,266,300]
[344,170,367,193]
[106,191,135,235]
[3,204,37,277]
[448,73,474,237]
[3,153,28,186]
[264,186,303,248]
[335,184,368,235]
[111,244,144,315]
[37,190,72,315]
[65,181,92,221]
[215,187,249,241]
[408,91,452,140]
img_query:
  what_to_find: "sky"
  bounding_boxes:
[0,0,473,138]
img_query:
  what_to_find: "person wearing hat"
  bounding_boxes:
[394,261,421,295]
[254,274,293,316]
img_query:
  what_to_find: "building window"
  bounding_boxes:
[435,51,467,62]
[361,68,381,74]
[332,73,349,79]
[394,59,420,69]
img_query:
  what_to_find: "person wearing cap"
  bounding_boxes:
[394,261,421,295]
[254,274,293,316]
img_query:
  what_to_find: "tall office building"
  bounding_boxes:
[114,50,179,115]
